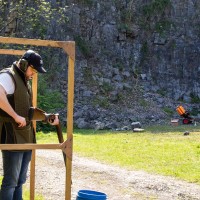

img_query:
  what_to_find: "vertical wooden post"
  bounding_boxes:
[30,73,38,200]
[30,150,36,200]
[66,56,75,200]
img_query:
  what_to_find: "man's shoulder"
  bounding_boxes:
[0,68,13,77]
[0,69,15,95]
[0,67,15,84]
[0,67,13,74]
[0,66,15,77]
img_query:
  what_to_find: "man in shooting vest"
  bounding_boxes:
[0,50,58,200]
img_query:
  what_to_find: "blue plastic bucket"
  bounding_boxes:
[76,190,107,200]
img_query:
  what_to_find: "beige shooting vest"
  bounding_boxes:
[0,64,35,144]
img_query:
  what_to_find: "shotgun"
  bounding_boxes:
[28,107,71,162]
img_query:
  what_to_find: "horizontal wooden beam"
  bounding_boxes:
[0,36,71,48]
[0,36,75,60]
[0,144,61,150]
[0,49,26,55]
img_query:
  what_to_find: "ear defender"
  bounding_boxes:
[19,59,28,72]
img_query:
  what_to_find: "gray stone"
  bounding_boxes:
[105,122,118,130]
[83,90,93,97]
[76,119,90,129]
[113,74,122,82]
[94,121,106,130]
[131,122,142,129]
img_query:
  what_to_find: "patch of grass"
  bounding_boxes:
[36,125,200,184]
[36,131,66,144]
[23,189,44,200]
[163,107,174,116]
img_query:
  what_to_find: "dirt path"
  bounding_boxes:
[27,150,200,200]
[1,150,200,199]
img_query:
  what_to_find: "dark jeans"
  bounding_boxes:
[0,150,32,200]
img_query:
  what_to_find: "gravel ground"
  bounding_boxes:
[1,150,200,200]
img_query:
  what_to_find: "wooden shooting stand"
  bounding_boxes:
[0,36,75,200]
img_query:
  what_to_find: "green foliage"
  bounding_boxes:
[101,82,113,93]
[141,41,149,56]
[116,0,136,35]
[190,93,200,103]
[76,0,94,6]
[171,40,177,49]
[133,67,140,77]
[37,78,65,109]
[140,0,171,33]
[74,36,91,58]
[196,24,200,38]
[83,67,92,80]
[113,63,123,71]
[163,107,174,116]
[35,75,65,132]
[1,0,68,38]
[155,20,172,34]
[190,108,199,116]
[139,99,149,107]
[157,89,166,97]
[139,41,149,69]
[37,91,64,113]
[92,97,110,108]
[143,0,171,17]
[120,9,134,24]
[118,23,130,33]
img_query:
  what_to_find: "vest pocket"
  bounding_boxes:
[14,123,34,143]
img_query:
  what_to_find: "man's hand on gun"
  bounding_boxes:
[47,114,59,125]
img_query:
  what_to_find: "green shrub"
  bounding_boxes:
[74,36,91,57]
[76,0,94,6]
[155,20,172,34]
[139,99,149,107]
[143,0,171,17]
[163,107,174,116]
[190,93,200,103]
[101,82,113,94]
[36,76,65,132]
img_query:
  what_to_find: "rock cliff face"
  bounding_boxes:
[63,0,200,103]
[57,0,200,128]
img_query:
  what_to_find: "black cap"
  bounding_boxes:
[21,50,46,73]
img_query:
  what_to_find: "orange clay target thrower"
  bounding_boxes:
[176,105,194,124]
